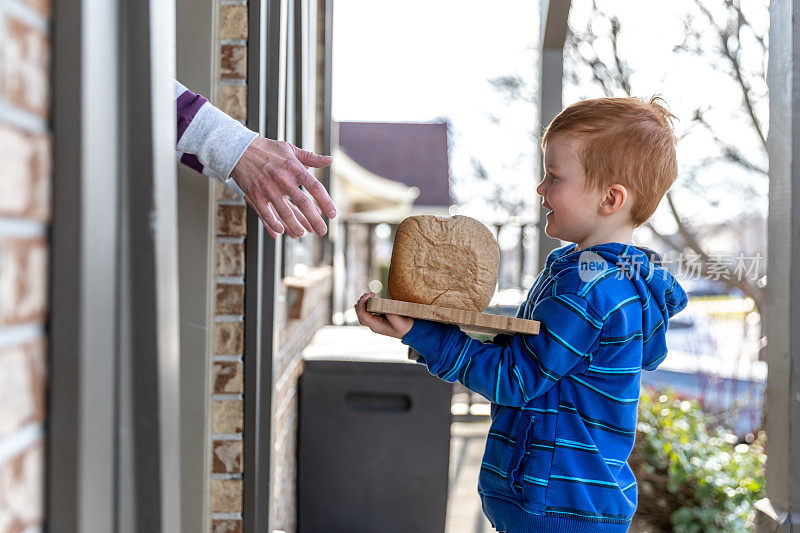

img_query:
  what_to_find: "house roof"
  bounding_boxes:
[331,148,419,217]
[337,121,452,207]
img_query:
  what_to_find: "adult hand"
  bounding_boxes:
[230,137,337,239]
[354,292,414,339]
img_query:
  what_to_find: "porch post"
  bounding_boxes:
[50,0,120,530]
[755,0,800,530]
[536,0,571,270]
[50,0,181,530]
[243,0,285,529]
[117,0,182,530]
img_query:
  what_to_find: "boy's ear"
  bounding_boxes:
[599,184,628,215]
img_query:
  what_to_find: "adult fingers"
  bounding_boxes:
[264,203,284,238]
[286,182,328,236]
[301,171,337,219]
[292,145,333,168]
[244,195,283,238]
[288,200,315,234]
[269,194,306,238]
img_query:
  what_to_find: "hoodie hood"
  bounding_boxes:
[546,242,689,371]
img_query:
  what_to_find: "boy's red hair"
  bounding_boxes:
[541,97,678,228]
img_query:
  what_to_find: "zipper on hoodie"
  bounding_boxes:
[508,411,534,495]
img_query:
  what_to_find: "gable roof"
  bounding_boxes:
[337,121,452,207]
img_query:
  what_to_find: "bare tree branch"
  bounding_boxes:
[692,0,767,151]
[692,108,767,175]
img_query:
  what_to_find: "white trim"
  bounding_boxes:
[0,101,48,134]
[216,275,244,284]
[0,423,43,466]
[0,217,48,238]
[210,473,243,480]
[213,355,243,362]
[219,38,247,46]
[1,0,49,32]
[218,78,247,86]
[217,236,246,244]
[211,433,243,441]
[0,323,44,351]
[213,394,243,401]
[215,315,245,322]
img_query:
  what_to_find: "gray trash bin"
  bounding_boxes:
[298,357,452,533]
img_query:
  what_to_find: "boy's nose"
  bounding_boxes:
[536,179,546,196]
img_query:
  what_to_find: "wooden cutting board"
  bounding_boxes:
[366,297,540,336]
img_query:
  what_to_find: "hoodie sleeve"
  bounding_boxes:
[401,292,604,407]
[174,79,258,182]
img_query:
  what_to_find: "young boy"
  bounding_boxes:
[355,97,689,532]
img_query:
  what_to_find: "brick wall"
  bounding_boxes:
[0,0,51,532]
[210,186,247,533]
[210,3,248,532]
[208,1,331,531]
[272,266,332,532]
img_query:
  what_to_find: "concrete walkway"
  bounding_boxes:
[445,421,495,533]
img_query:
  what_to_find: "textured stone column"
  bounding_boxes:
[536,0,571,270]
[756,0,800,530]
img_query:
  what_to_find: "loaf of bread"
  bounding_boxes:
[387,215,499,312]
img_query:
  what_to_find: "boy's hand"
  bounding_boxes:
[354,292,414,339]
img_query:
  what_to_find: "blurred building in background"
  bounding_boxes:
[339,121,452,208]
[331,121,454,322]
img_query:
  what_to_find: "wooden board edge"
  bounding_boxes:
[365,297,540,336]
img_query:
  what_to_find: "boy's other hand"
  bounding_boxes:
[354,292,414,339]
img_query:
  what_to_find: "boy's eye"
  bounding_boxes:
[540,172,560,185]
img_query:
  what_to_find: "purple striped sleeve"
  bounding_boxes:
[176,89,208,142]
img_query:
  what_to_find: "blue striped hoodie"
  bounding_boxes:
[401,241,689,532]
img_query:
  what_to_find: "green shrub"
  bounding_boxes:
[631,388,766,532]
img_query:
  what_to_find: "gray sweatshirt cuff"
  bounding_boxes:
[177,102,258,181]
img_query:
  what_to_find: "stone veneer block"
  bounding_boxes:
[217,205,247,236]
[220,5,248,39]
[215,180,244,202]
[212,519,242,533]
[0,441,43,530]
[216,283,244,315]
[212,440,243,473]
[214,321,244,355]
[213,400,243,434]
[26,0,50,17]
[0,340,46,436]
[211,479,242,513]
[0,238,48,326]
[220,45,246,79]
[3,17,50,117]
[216,242,245,277]
[213,362,243,394]
[217,85,247,121]
[0,124,51,221]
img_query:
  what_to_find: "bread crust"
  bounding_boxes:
[387,215,499,312]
